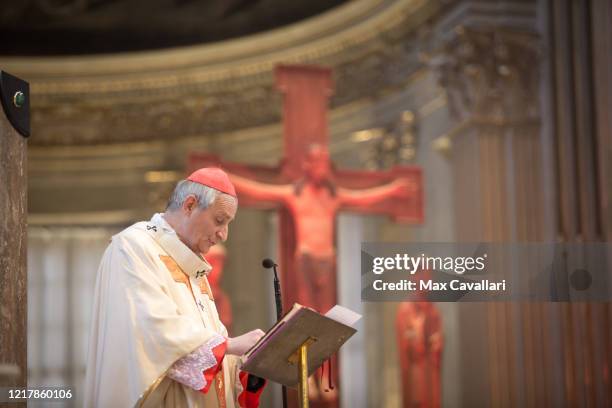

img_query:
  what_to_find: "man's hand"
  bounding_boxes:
[226,329,265,356]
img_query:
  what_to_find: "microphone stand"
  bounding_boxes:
[272,263,283,322]
[270,262,288,408]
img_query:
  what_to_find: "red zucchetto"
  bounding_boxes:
[187,167,237,197]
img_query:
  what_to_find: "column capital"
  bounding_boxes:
[434,26,540,123]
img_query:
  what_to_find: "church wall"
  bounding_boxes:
[406,73,461,408]
[542,0,612,406]
[27,227,117,408]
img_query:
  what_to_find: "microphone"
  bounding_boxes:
[262,258,282,320]
[262,258,288,408]
[262,258,277,269]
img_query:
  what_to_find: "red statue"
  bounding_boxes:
[204,244,233,332]
[189,64,424,407]
[229,144,415,314]
[229,143,414,404]
[396,271,443,408]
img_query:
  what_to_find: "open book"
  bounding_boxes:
[240,303,361,387]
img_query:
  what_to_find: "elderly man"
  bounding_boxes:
[84,168,266,408]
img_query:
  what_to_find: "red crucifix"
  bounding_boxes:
[190,64,423,406]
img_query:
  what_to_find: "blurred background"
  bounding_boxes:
[0,0,611,407]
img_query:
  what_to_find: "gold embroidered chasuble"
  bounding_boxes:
[84,213,247,408]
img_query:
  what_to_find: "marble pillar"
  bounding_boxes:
[433,1,611,406]
[432,5,544,406]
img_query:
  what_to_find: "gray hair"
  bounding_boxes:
[166,180,220,211]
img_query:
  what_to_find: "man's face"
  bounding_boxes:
[304,148,330,184]
[182,194,237,255]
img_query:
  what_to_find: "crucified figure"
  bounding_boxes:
[230,144,415,313]
[230,144,417,406]
[229,145,414,405]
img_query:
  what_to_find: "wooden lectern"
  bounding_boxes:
[241,304,359,407]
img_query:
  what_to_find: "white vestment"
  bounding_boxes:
[84,214,248,408]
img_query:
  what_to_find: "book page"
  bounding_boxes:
[324,305,362,328]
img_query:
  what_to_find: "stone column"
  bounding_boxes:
[432,8,544,407]
[546,0,612,406]
[430,0,612,406]
[0,71,29,405]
